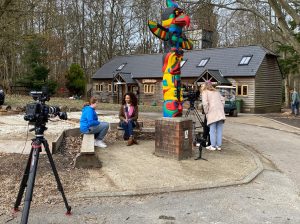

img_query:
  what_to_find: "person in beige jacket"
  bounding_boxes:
[201,82,226,150]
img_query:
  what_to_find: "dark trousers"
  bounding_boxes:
[203,116,211,146]
[292,102,299,115]
[120,120,136,138]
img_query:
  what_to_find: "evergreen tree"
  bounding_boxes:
[18,35,57,94]
[65,64,86,96]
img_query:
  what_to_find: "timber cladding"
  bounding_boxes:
[255,55,282,113]
[227,77,255,112]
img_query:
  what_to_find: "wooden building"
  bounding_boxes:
[92,45,282,113]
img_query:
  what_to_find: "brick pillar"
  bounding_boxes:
[155,117,193,160]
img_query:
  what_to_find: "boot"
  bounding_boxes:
[132,137,138,145]
[127,136,134,146]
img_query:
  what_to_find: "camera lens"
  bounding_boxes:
[48,106,59,114]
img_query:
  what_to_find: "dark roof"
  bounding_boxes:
[92,45,278,79]
[114,73,137,84]
[194,69,231,85]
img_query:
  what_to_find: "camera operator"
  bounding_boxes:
[80,97,109,148]
[201,81,225,151]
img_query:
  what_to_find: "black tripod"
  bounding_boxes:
[14,125,71,224]
[185,100,207,161]
[185,100,204,128]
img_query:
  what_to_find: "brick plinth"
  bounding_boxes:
[155,117,193,160]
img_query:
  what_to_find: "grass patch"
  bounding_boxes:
[5,94,162,113]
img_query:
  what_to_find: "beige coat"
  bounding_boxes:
[202,90,226,125]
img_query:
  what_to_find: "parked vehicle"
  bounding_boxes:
[216,85,238,117]
[0,88,5,105]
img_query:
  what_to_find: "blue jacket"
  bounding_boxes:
[80,106,100,133]
[292,91,299,104]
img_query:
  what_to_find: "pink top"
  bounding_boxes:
[125,104,134,119]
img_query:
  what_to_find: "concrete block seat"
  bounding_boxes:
[75,133,102,169]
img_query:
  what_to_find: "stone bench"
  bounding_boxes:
[117,122,155,140]
[74,134,102,169]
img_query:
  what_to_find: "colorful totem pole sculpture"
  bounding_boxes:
[148,0,193,117]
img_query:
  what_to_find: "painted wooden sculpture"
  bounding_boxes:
[148,0,193,117]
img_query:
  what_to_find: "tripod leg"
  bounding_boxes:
[185,108,190,117]
[14,148,34,211]
[194,109,204,126]
[21,147,41,224]
[43,140,72,215]
[195,145,202,160]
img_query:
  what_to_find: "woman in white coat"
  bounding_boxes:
[201,81,226,150]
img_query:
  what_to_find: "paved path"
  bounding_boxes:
[80,139,260,197]
[225,115,300,193]
[2,114,300,224]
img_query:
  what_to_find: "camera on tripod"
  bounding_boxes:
[183,85,200,106]
[14,86,72,223]
[24,87,67,124]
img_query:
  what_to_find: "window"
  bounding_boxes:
[108,84,112,92]
[114,85,117,92]
[95,84,104,92]
[144,85,148,93]
[239,55,252,65]
[197,58,210,67]
[237,85,248,96]
[242,85,248,95]
[144,84,155,94]
[116,63,126,71]
[180,60,187,68]
[150,85,155,93]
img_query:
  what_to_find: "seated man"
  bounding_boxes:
[80,97,109,148]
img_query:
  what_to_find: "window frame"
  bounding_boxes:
[116,63,126,71]
[197,58,210,67]
[108,84,112,92]
[239,55,253,65]
[180,60,187,68]
[144,84,155,94]
[236,84,248,96]
[95,84,100,92]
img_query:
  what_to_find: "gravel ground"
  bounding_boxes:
[0,136,86,216]
[0,113,155,216]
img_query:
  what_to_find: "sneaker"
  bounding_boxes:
[216,146,222,151]
[206,145,216,151]
[95,140,107,148]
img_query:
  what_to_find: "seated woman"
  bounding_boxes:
[119,92,139,146]
[80,96,109,148]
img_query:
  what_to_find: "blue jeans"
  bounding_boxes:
[86,122,109,140]
[208,120,224,147]
[120,120,136,138]
[291,102,299,115]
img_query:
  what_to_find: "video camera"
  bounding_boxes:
[24,87,67,126]
[183,85,200,107]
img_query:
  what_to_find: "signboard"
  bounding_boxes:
[142,79,157,84]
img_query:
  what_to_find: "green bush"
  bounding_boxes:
[66,64,86,96]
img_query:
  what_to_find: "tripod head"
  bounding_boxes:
[183,85,200,110]
[24,86,67,138]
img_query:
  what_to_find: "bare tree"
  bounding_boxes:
[184,0,300,54]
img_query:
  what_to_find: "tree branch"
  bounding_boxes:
[278,0,300,25]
